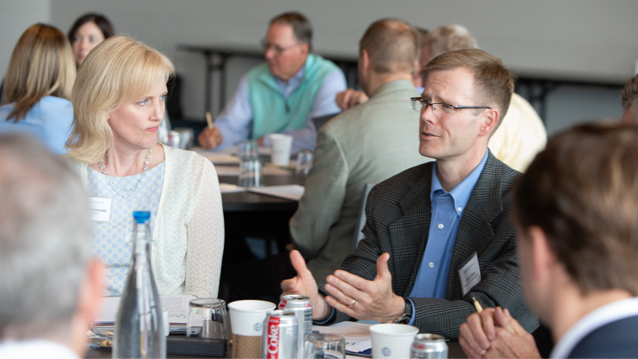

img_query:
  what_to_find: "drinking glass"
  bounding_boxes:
[238,158,263,187]
[186,298,229,340]
[238,140,259,160]
[295,150,313,175]
[303,333,346,359]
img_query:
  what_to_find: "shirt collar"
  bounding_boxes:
[431,150,489,216]
[273,61,307,89]
[550,297,638,358]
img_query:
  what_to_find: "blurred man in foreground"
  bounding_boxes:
[282,49,537,339]
[0,135,104,358]
[461,123,638,358]
[336,24,547,172]
[198,12,345,151]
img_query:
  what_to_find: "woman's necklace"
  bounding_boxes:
[98,149,152,198]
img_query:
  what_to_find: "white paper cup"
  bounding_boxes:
[369,323,419,358]
[228,300,276,336]
[270,134,293,166]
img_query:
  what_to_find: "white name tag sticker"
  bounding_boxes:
[459,252,481,296]
[89,197,112,222]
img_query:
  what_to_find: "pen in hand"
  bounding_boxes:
[472,297,483,314]
[205,111,214,130]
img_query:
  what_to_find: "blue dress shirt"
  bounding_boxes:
[406,150,488,325]
[213,61,346,152]
[0,96,73,155]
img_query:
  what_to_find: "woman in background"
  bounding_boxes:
[0,24,75,155]
[68,13,114,67]
[64,35,224,298]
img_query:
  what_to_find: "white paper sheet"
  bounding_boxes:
[192,147,241,165]
[96,295,195,324]
[312,322,372,354]
[219,183,246,193]
[247,185,305,201]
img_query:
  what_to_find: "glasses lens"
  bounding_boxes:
[440,104,455,114]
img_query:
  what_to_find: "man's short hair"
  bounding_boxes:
[621,74,638,123]
[359,18,419,75]
[513,123,638,296]
[270,12,312,50]
[422,48,514,130]
[0,135,92,339]
[424,24,478,62]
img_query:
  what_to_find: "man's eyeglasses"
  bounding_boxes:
[260,39,303,54]
[410,97,491,115]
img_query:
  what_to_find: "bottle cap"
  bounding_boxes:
[133,211,151,224]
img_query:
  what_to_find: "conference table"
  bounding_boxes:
[85,338,468,358]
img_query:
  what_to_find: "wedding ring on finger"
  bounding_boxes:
[348,299,356,308]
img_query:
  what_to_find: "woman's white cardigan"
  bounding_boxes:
[64,145,224,298]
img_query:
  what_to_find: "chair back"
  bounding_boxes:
[352,183,375,252]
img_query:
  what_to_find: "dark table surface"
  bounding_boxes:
[86,339,468,358]
[219,173,305,212]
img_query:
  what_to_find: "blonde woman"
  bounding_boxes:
[64,35,224,298]
[0,24,75,155]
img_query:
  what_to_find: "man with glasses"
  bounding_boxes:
[198,12,346,151]
[282,49,537,339]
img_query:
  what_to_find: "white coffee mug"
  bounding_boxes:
[228,300,276,336]
[369,323,419,358]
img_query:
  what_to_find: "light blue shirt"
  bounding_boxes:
[406,150,488,325]
[88,162,165,296]
[214,62,346,152]
[0,96,73,155]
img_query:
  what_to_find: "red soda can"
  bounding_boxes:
[262,309,298,359]
[410,333,448,359]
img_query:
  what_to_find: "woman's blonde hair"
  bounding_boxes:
[4,24,75,121]
[66,35,174,163]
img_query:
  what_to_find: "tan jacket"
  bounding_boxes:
[290,80,432,281]
[489,93,547,172]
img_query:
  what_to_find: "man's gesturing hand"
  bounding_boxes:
[323,253,404,322]
[280,250,331,320]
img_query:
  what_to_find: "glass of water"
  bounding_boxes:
[186,298,229,340]
[304,333,346,359]
[238,158,263,187]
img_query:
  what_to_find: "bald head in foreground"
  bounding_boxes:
[0,135,104,358]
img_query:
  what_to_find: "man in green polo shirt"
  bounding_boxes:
[198,12,346,151]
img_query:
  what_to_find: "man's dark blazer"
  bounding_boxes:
[319,151,538,339]
[567,315,638,358]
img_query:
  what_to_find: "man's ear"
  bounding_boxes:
[479,108,500,137]
[361,49,370,73]
[299,42,310,57]
[528,225,556,282]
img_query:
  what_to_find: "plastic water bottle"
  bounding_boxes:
[113,211,166,358]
